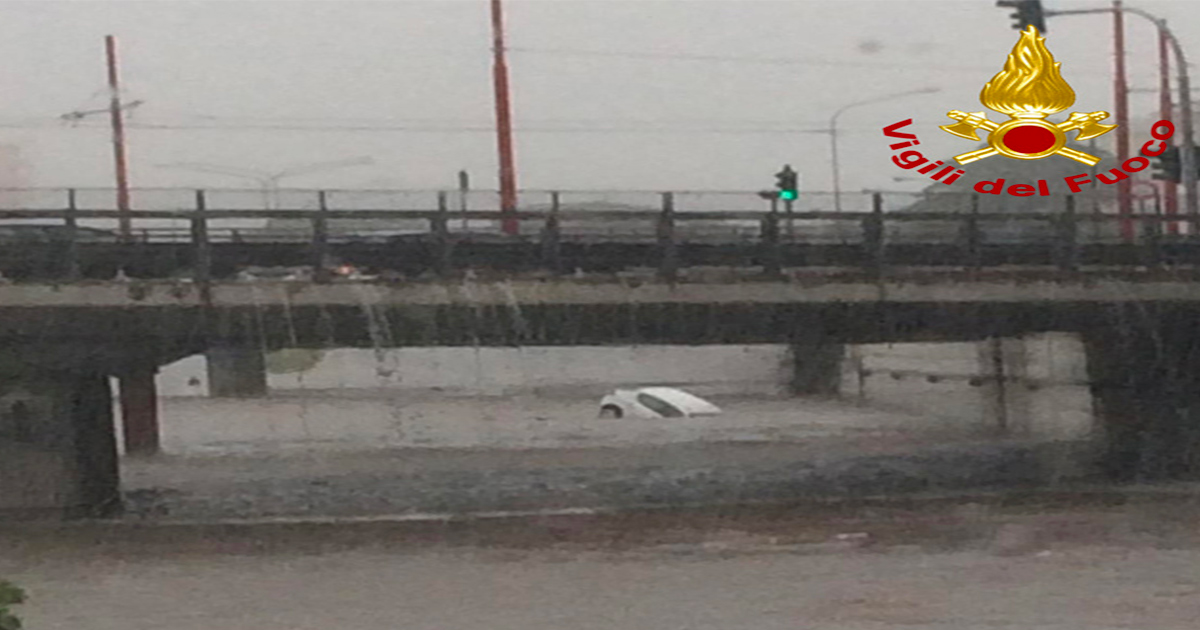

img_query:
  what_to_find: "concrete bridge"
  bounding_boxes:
[0,187,1195,281]
[5,270,1200,518]
[3,188,1200,517]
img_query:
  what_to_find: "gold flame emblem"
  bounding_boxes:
[940,26,1115,166]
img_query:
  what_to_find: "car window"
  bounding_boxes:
[636,393,684,418]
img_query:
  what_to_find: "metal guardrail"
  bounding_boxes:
[0,187,878,213]
[0,188,1192,284]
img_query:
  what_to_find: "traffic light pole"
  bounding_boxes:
[785,198,795,239]
[1046,6,1198,231]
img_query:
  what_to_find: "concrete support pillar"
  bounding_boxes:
[1084,313,1200,482]
[789,335,844,397]
[118,366,159,456]
[206,347,267,398]
[0,371,120,518]
[71,372,121,516]
[975,334,1097,483]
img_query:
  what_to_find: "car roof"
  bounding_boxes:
[634,387,721,414]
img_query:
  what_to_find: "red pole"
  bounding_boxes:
[1113,2,1133,241]
[106,35,132,243]
[1159,22,1180,234]
[490,0,519,235]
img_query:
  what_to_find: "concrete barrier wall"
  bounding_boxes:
[145,338,1098,461]
[1021,333,1094,440]
[159,345,793,398]
[847,333,1094,441]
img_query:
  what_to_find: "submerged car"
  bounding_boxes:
[598,387,722,419]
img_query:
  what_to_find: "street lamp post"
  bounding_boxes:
[829,87,940,212]
[1047,5,1198,227]
[156,157,375,209]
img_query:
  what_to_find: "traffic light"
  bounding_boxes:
[775,165,798,201]
[996,0,1047,34]
[1152,145,1181,182]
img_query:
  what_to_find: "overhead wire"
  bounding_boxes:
[506,46,1115,78]
[1,38,1135,137]
[507,46,995,72]
[0,118,873,134]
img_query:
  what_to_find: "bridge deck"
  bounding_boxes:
[3,269,1200,308]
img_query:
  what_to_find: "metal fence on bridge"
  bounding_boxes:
[0,187,1190,282]
[0,186,1152,243]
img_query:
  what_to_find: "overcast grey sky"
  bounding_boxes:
[0,0,1196,194]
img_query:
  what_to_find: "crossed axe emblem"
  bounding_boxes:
[940,110,1115,166]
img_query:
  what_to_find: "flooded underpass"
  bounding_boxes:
[108,338,1096,521]
[12,0,1200,626]
[119,421,1061,521]
[6,302,1194,630]
[14,340,1178,630]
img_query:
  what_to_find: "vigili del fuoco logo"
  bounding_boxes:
[884,25,1176,196]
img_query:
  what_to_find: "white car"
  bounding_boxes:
[598,387,722,419]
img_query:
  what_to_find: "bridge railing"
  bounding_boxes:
[0,187,1192,282]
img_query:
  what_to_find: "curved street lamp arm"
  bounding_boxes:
[827,86,940,213]
[829,87,941,128]
[273,156,376,181]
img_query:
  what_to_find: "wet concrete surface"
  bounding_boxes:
[5,494,1200,629]
[144,394,963,455]
[118,394,1089,521]
[119,436,1085,521]
[6,392,1196,628]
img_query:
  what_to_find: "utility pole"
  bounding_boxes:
[1160,22,1179,234]
[106,35,132,242]
[490,0,519,235]
[1112,2,1133,241]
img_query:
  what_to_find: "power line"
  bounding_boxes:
[0,119,863,134]
[152,111,838,127]
[131,123,833,134]
[509,46,1003,74]
[506,46,1116,78]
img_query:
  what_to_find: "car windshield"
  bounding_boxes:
[636,393,685,417]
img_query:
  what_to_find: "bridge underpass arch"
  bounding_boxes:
[4,277,1200,517]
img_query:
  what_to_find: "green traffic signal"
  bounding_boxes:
[774,164,798,201]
